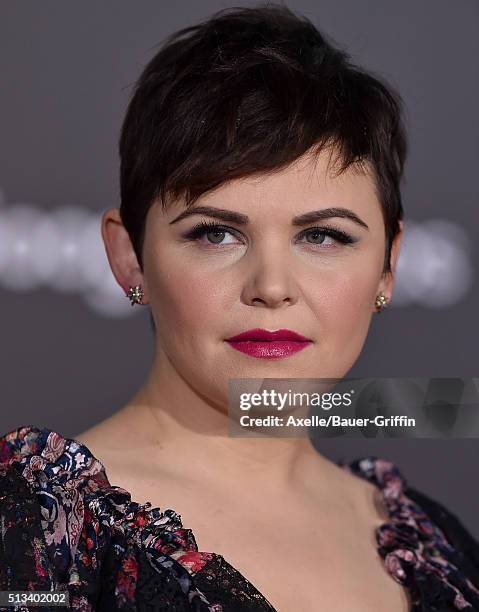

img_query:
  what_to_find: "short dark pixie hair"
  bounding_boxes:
[119,2,407,276]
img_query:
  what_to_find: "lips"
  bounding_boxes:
[225,328,311,342]
[224,328,313,359]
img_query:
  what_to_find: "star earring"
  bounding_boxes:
[374,292,389,313]
[126,285,145,306]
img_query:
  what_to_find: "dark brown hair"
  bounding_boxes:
[119,3,407,275]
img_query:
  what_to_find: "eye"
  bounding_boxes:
[297,226,356,248]
[182,221,243,246]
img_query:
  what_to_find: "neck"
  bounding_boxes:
[120,349,340,496]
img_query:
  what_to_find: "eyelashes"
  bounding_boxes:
[181,220,358,248]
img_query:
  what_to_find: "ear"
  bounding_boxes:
[101,207,149,303]
[379,220,404,301]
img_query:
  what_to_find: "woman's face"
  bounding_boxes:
[123,148,401,407]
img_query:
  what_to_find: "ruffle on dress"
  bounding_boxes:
[0,426,225,611]
[340,456,479,611]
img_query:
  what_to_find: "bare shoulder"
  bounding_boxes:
[73,409,136,470]
[75,421,117,457]
[73,405,163,503]
[74,403,146,454]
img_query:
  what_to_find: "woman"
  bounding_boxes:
[1,4,478,611]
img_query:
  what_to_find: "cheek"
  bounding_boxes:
[309,265,379,364]
[324,272,376,321]
[148,258,222,337]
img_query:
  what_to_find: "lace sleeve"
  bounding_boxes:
[192,555,276,611]
[405,486,479,592]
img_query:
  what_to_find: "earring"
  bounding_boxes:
[126,284,144,306]
[374,292,389,313]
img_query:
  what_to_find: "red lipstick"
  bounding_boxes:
[224,328,313,359]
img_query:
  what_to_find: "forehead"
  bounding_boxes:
[162,147,381,223]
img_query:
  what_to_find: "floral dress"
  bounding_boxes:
[0,425,478,611]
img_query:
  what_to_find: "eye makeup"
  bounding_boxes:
[181,220,359,248]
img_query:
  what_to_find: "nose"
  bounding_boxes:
[240,248,299,309]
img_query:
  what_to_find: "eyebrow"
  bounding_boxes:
[169,205,369,230]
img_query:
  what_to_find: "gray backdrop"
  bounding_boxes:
[0,1,478,538]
